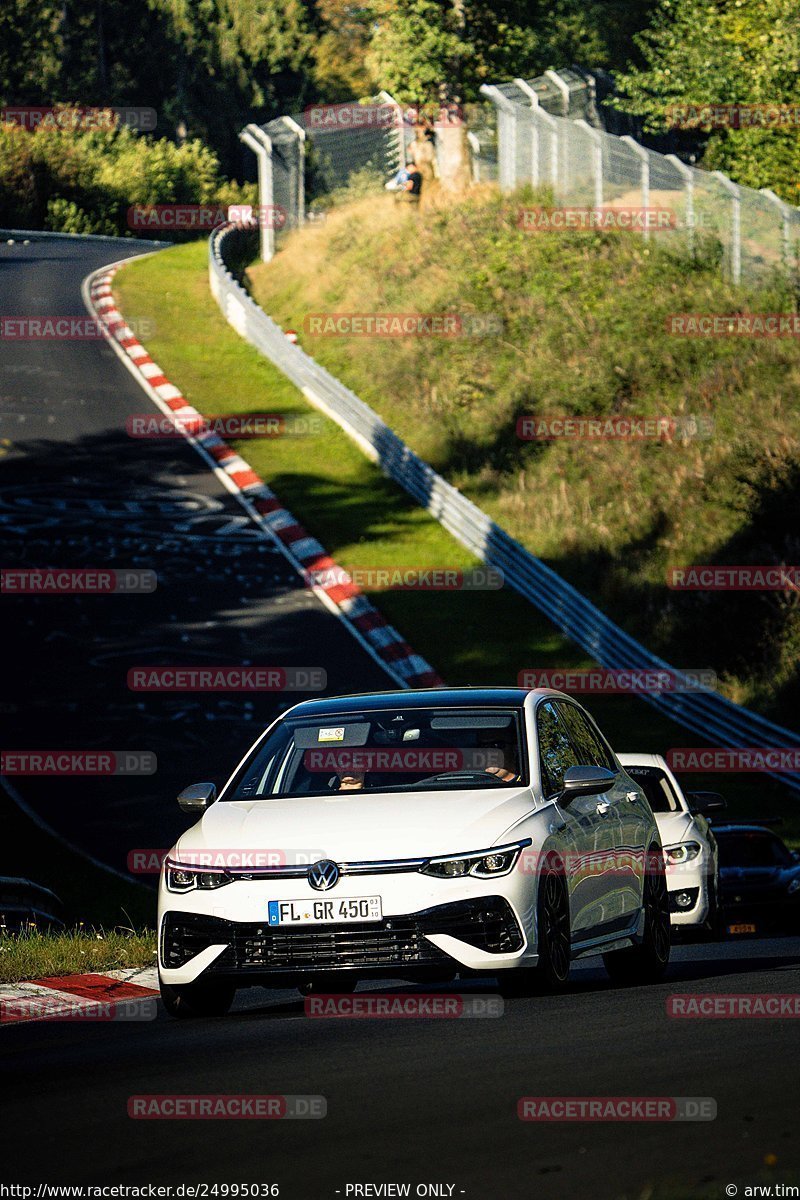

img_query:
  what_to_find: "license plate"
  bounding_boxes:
[267,896,382,926]
[728,922,757,935]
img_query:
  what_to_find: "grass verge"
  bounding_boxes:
[0,928,156,985]
[248,189,800,724]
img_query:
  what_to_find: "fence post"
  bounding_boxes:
[479,85,521,191]
[280,116,306,226]
[664,154,695,256]
[534,110,559,194]
[514,78,540,187]
[466,131,481,182]
[620,135,650,241]
[760,187,791,270]
[713,171,742,284]
[574,118,603,208]
[240,124,274,262]
[378,90,406,169]
[544,69,570,117]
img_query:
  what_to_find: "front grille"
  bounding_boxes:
[237,920,440,969]
[162,897,522,974]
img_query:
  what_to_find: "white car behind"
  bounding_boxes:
[617,752,723,936]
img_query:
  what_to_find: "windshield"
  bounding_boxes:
[622,765,680,813]
[225,706,528,799]
[717,832,793,869]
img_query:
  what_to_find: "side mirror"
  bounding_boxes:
[177,782,217,815]
[687,791,727,814]
[560,764,617,802]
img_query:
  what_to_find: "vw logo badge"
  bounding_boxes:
[308,859,340,891]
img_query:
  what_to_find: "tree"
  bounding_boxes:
[311,0,379,99]
[613,0,800,203]
[365,0,539,105]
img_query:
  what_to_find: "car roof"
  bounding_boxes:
[284,687,546,718]
[617,752,668,769]
[712,823,782,837]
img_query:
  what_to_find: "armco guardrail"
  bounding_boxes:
[209,224,799,794]
[0,876,64,930]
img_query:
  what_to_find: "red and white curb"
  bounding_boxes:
[0,968,159,1026]
[83,261,443,690]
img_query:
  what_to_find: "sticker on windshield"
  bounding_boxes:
[318,726,345,742]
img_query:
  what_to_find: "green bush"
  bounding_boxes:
[0,108,255,237]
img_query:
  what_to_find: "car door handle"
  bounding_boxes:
[625,791,639,803]
[596,801,611,816]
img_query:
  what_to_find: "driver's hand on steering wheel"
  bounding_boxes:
[485,765,520,783]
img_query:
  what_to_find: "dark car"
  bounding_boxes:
[713,824,800,937]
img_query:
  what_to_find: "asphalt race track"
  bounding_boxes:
[2,236,799,1200]
[3,939,800,1195]
[0,235,390,869]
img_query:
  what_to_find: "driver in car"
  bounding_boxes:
[336,769,366,791]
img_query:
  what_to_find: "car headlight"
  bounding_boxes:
[165,862,232,892]
[788,878,800,896]
[421,840,530,879]
[664,841,702,865]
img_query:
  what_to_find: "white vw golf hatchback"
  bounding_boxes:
[158,688,670,1016]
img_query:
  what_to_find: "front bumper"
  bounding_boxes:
[666,862,710,926]
[159,896,526,985]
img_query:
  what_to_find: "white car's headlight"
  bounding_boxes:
[664,841,702,865]
[421,840,530,879]
[165,862,232,892]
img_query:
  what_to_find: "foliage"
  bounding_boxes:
[614,0,800,203]
[0,112,254,236]
[366,0,539,103]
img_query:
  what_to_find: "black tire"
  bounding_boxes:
[701,871,722,941]
[159,975,236,1018]
[603,847,671,985]
[500,861,571,997]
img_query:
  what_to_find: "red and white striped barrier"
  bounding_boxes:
[85,264,443,690]
[0,968,159,1026]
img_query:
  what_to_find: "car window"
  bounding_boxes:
[225,706,528,798]
[557,702,615,771]
[716,832,793,868]
[537,700,580,798]
[622,765,680,813]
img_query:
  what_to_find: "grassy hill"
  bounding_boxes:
[247,188,800,728]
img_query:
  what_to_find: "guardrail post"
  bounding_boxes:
[620,135,651,241]
[713,171,742,284]
[665,154,695,255]
[240,124,275,262]
[574,118,603,208]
